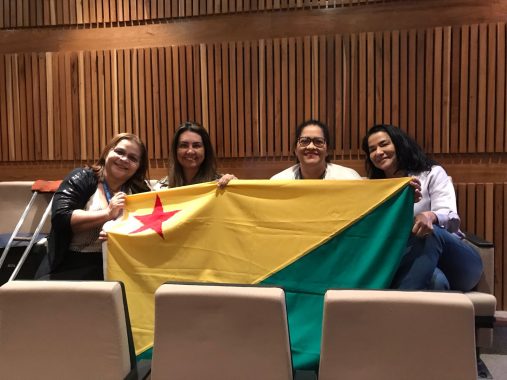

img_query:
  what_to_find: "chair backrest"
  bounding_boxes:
[0,181,53,234]
[0,280,135,380]
[150,283,293,380]
[463,237,494,294]
[319,290,477,380]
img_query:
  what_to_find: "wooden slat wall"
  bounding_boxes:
[1,23,506,161]
[0,0,406,28]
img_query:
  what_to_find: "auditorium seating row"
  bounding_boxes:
[0,281,479,380]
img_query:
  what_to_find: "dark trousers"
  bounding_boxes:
[38,251,104,281]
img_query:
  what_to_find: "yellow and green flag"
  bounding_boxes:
[106,178,413,370]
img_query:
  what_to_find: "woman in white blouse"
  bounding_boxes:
[362,124,483,291]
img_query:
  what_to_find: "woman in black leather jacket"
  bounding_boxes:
[37,133,151,280]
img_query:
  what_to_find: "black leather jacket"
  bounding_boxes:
[37,167,148,277]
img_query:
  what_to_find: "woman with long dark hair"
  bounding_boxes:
[155,122,235,189]
[362,124,483,291]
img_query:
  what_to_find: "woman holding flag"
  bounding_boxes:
[271,119,362,180]
[154,121,236,189]
[362,124,483,291]
[36,133,151,280]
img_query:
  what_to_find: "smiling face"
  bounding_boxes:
[295,124,328,170]
[367,131,399,178]
[176,131,205,174]
[104,138,142,185]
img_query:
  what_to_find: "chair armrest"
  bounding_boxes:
[462,232,494,294]
[464,233,494,248]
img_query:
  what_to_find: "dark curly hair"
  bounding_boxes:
[361,124,438,179]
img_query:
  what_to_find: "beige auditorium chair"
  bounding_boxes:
[0,181,56,283]
[150,283,294,380]
[462,235,497,347]
[0,280,149,380]
[319,290,477,380]
[461,235,497,378]
[0,181,54,237]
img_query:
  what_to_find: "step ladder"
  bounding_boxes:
[0,180,61,282]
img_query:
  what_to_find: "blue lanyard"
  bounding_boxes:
[102,181,124,204]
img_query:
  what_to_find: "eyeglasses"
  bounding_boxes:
[297,136,326,148]
[112,147,140,165]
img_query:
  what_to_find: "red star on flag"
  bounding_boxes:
[129,195,181,239]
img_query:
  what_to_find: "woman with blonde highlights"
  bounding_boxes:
[37,133,151,280]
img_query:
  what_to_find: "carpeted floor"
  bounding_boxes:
[480,319,507,380]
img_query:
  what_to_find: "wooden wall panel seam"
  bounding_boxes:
[0,0,427,29]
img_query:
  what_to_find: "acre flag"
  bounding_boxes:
[105,179,413,370]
